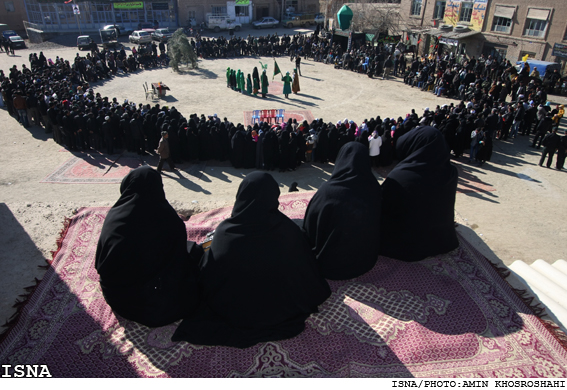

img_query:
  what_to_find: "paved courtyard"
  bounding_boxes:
[0,27,566,327]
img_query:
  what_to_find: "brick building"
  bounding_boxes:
[0,0,27,32]
[399,0,567,70]
[178,0,320,27]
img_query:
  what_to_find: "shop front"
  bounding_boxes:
[24,0,177,32]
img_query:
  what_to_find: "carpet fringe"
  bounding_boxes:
[541,320,567,350]
[0,216,73,345]
[482,256,567,352]
[49,217,72,263]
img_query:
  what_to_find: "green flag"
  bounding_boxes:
[273,60,281,80]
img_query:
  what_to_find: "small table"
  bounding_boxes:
[152,83,170,98]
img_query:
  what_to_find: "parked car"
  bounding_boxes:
[102,24,131,36]
[282,13,315,28]
[8,35,25,49]
[205,14,242,33]
[152,28,173,42]
[252,17,279,29]
[129,30,152,44]
[77,35,93,50]
[2,30,18,39]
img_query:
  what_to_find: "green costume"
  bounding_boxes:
[261,70,269,98]
[226,67,231,88]
[236,70,243,92]
[246,74,253,95]
[238,71,245,94]
[282,72,292,97]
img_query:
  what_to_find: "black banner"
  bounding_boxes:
[151,2,168,10]
[552,43,567,59]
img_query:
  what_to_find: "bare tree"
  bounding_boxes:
[322,0,402,38]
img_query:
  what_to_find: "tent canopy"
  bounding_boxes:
[337,5,353,31]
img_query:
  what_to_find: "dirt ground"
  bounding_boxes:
[0,27,566,328]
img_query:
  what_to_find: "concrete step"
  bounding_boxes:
[531,259,567,289]
[507,260,567,332]
[552,259,567,276]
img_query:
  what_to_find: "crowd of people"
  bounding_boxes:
[2,29,567,174]
[3,28,566,349]
[97,126,459,347]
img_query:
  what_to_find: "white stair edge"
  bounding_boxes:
[532,260,567,291]
[507,270,567,333]
[509,260,567,310]
[552,259,567,276]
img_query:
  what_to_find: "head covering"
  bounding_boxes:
[303,142,382,280]
[380,127,459,262]
[95,166,199,327]
[173,172,330,348]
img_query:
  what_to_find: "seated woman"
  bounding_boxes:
[303,142,382,280]
[379,126,459,262]
[172,172,331,348]
[95,166,201,328]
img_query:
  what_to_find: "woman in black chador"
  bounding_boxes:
[172,172,330,348]
[379,126,459,262]
[95,166,201,327]
[303,142,382,280]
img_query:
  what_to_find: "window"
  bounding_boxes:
[524,8,549,38]
[519,51,536,61]
[4,1,15,12]
[459,2,473,23]
[433,1,446,20]
[211,6,227,15]
[410,0,422,16]
[492,17,512,33]
[235,5,249,16]
[524,19,547,37]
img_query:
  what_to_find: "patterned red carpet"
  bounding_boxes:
[41,153,142,184]
[243,110,315,127]
[1,192,566,377]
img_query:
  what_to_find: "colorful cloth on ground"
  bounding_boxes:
[41,154,142,184]
[1,192,566,377]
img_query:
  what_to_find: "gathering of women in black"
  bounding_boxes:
[95,125,459,349]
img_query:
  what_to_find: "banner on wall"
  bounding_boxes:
[444,0,486,31]
[235,0,250,5]
[552,43,567,59]
[113,2,144,9]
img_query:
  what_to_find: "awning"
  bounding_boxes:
[493,5,515,19]
[426,28,481,40]
[527,8,550,21]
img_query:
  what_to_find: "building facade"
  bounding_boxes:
[482,1,567,65]
[178,0,320,27]
[400,0,567,69]
[0,0,27,31]
[24,0,177,32]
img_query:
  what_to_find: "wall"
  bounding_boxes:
[0,0,27,33]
